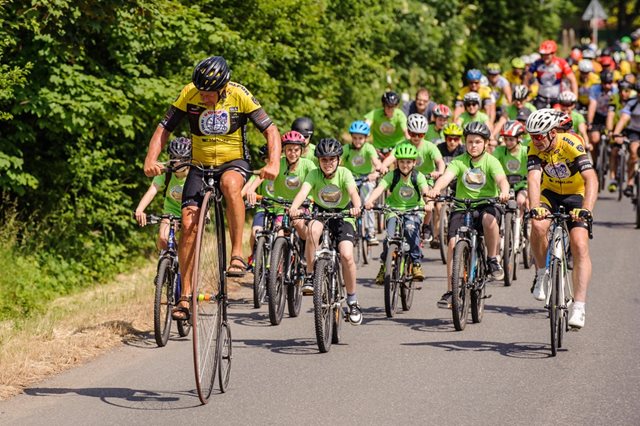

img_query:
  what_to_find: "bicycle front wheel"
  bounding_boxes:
[286,242,303,318]
[502,212,514,287]
[470,254,485,324]
[153,257,173,347]
[267,237,288,325]
[192,190,224,404]
[400,254,415,312]
[252,236,268,308]
[313,258,334,353]
[353,219,362,266]
[618,156,626,202]
[383,243,400,318]
[451,240,471,331]
[549,259,561,357]
[438,204,449,264]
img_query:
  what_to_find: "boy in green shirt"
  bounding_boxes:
[493,120,529,219]
[427,122,510,309]
[364,91,410,156]
[365,144,431,284]
[289,138,364,325]
[341,120,383,243]
[458,92,491,130]
[135,137,191,250]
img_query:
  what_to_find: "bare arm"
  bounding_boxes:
[347,184,362,216]
[495,174,511,202]
[144,125,171,177]
[491,115,508,140]
[580,168,598,212]
[364,183,387,209]
[503,83,512,105]
[527,169,542,208]
[586,99,596,126]
[261,124,281,180]
[566,72,578,97]
[289,182,312,215]
[134,182,161,226]
[426,169,456,199]
[432,157,446,179]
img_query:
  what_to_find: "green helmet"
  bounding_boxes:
[443,123,463,137]
[511,57,526,69]
[395,143,418,160]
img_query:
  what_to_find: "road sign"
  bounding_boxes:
[582,0,607,21]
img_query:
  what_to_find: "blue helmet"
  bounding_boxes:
[466,69,483,81]
[349,120,370,136]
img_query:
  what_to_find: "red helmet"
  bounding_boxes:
[432,104,451,118]
[500,120,526,138]
[281,130,306,146]
[539,40,558,55]
[599,55,614,68]
[570,48,582,62]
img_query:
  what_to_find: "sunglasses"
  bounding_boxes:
[469,80,480,84]
[530,133,548,141]
[464,102,479,107]
[409,132,425,138]
[446,136,461,141]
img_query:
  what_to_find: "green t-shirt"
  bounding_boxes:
[247,174,275,213]
[491,145,528,191]
[425,126,445,144]
[273,157,317,202]
[341,142,377,175]
[379,170,429,210]
[571,109,585,134]
[391,140,442,178]
[304,166,356,210]
[302,143,318,165]
[364,108,408,150]
[459,111,489,127]
[152,173,186,216]
[446,152,505,208]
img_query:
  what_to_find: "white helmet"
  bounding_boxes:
[578,59,593,73]
[513,85,529,101]
[407,113,429,133]
[463,91,482,104]
[558,91,577,105]
[525,108,566,135]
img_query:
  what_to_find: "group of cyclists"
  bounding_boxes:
[138,31,640,336]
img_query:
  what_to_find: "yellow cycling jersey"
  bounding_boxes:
[575,72,600,107]
[160,81,272,166]
[527,132,593,196]
[456,86,494,103]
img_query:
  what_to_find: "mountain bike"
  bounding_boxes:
[533,207,593,356]
[251,197,280,309]
[373,206,423,317]
[139,213,191,347]
[611,137,629,201]
[500,190,518,287]
[436,194,451,264]
[354,176,374,265]
[441,196,501,331]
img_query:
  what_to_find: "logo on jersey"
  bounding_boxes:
[576,144,585,153]
[462,167,487,191]
[379,121,396,135]
[416,156,424,167]
[506,159,521,173]
[199,109,230,135]
[285,175,301,190]
[265,180,275,196]
[544,162,571,179]
[169,185,183,202]
[398,185,416,200]
[350,154,365,167]
[319,184,342,207]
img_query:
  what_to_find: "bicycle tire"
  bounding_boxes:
[353,219,362,266]
[153,257,173,347]
[502,212,514,287]
[383,243,400,318]
[286,244,303,318]
[549,259,560,356]
[361,219,371,265]
[177,318,191,337]
[400,254,415,311]
[522,217,533,269]
[267,237,288,325]
[313,258,333,353]
[192,190,223,404]
[635,171,640,229]
[618,155,625,201]
[217,319,232,393]
[470,254,485,324]
[331,263,344,344]
[451,240,471,331]
[252,236,268,308]
[438,204,448,264]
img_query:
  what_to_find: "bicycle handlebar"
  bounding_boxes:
[133,213,181,226]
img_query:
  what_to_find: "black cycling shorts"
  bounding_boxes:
[447,204,502,240]
[315,218,355,245]
[182,159,251,209]
[539,189,588,231]
[622,129,640,143]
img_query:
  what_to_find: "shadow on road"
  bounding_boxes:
[23,387,201,410]
[485,304,548,320]
[235,337,320,355]
[227,310,273,327]
[403,340,554,359]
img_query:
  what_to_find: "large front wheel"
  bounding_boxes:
[153,257,173,347]
[267,238,288,325]
[383,243,400,318]
[313,258,334,353]
[451,241,471,331]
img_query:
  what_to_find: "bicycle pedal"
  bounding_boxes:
[481,294,492,299]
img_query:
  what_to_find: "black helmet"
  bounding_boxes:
[381,91,400,106]
[463,121,491,140]
[291,117,314,138]
[618,79,632,90]
[168,137,192,160]
[516,107,533,123]
[192,56,231,91]
[315,138,343,157]
[600,70,614,84]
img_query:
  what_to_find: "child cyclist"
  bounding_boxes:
[289,138,363,324]
[135,137,191,250]
[493,120,529,219]
[365,143,431,284]
[341,120,384,244]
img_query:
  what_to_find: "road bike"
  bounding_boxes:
[610,137,629,201]
[373,206,423,318]
[139,213,191,347]
[596,133,610,192]
[440,196,501,331]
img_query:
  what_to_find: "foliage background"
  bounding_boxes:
[0,0,609,319]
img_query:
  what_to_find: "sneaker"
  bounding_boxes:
[375,265,385,285]
[608,181,618,193]
[366,234,379,245]
[532,269,547,301]
[568,304,585,328]
[347,301,363,325]
[623,185,634,198]
[421,223,433,242]
[488,257,504,281]
[437,291,453,309]
[302,274,314,295]
[412,263,425,281]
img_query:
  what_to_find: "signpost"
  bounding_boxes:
[582,0,608,46]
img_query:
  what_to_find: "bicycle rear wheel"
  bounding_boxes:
[400,254,415,311]
[502,212,514,286]
[383,243,400,318]
[287,238,304,317]
[618,155,626,201]
[438,204,449,264]
[153,257,173,347]
[192,191,224,404]
[252,236,268,308]
[549,259,561,357]
[217,319,232,393]
[267,238,288,325]
[331,264,344,344]
[313,258,334,353]
[470,255,485,324]
[451,241,471,331]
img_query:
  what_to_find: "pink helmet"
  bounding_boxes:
[500,120,526,138]
[281,130,306,146]
[432,104,451,118]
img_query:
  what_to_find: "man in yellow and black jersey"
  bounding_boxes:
[525,109,598,329]
[143,55,281,320]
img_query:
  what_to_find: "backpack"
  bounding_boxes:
[389,168,421,198]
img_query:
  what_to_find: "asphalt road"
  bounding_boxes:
[1,193,639,425]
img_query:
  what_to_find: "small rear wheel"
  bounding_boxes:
[217,320,232,393]
[549,260,561,356]
[522,216,533,269]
